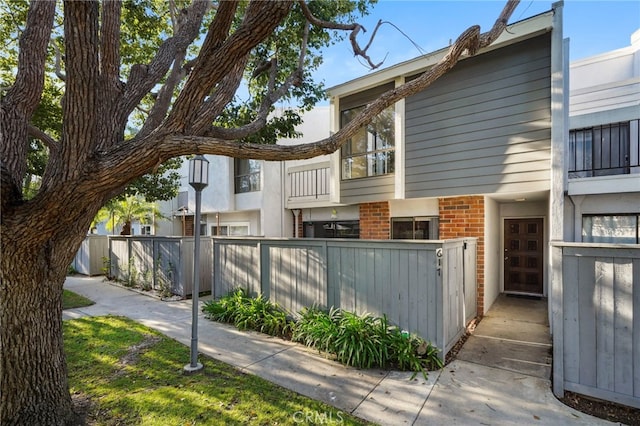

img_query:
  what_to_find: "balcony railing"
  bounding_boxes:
[288,166,329,200]
[568,119,639,178]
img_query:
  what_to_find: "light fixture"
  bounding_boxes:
[184,154,209,375]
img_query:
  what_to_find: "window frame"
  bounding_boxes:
[340,104,396,180]
[391,217,439,240]
[234,158,261,193]
[582,214,639,244]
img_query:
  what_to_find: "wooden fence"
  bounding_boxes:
[104,236,477,359]
[109,236,213,297]
[214,237,477,359]
[551,243,640,409]
[72,235,109,276]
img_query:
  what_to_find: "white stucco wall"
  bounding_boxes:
[484,196,501,313]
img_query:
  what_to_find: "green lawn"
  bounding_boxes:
[64,316,372,425]
[62,289,95,310]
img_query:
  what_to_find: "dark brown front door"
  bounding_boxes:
[504,218,544,294]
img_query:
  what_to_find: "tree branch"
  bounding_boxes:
[0,1,56,197]
[164,0,293,132]
[203,21,310,140]
[298,0,384,69]
[119,0,210,122]
[96,0,520,196]
[100,0,121,87]
[28,124,60,152]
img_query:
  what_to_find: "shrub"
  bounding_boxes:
[292,307,442,378]
[202,288,293,337]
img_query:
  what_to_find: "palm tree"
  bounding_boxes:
[92,195,165,235]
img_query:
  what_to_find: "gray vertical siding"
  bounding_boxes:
[214,239,261,298]
[72,235,108,276]
[404,33,552,198]
[552,243,640,409]
[108,236,211,298]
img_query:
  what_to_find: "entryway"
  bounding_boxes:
[504,218,544,294]
[456,294,551,379]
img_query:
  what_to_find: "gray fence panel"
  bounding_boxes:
[262,240,327,316]
[130,239,154,289]
[214,239,261,298]
[155,239,181,295]
[109,238,129,281]
[181,237,212,298]
[72,235,109,275]
[553,243,640,409]
[463,239,478,322]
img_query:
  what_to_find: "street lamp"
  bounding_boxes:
[184,154,209,374]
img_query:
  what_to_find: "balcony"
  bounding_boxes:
[286,163,331,207]
[567,119,640,195]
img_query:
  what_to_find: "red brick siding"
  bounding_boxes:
[359,202,390,240]
[439,196,485,315]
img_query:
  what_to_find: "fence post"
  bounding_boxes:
[551,243,565,398]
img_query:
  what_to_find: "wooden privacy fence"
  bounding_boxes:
[109,236,213,298]
[551,243,640,409]
[72,235,109,276]
[214,237,477,359]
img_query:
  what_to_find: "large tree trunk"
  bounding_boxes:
[1,223,89,424]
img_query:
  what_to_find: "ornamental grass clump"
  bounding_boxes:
[202,288,293,337]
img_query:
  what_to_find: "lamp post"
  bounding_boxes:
[184,154,209,374]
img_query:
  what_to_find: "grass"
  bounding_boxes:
[62,289,95,310]
[64,316,371,425]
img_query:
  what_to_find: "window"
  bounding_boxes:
[235,159,261,193]
[303,221,359,239]
[141,225,152,235]
[568,120,639,178]
[341,105,395,179]
[391,217,439,240]
[582,214,639,244]
[211,224,249,236]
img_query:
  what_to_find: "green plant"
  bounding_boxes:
[67,264,78,275]
[203,289,293,337]
[140,269,152,291]
[126,257,137,287]
[292,306,340,353]
[101,256,113,279]
[292,307,442,379]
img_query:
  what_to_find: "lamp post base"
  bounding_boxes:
[183,362,204,375]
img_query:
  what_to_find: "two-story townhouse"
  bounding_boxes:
[564,29,640,244]
[309,4,566,315]
[159,153,287,238]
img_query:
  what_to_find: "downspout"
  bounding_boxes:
[292,209,301,238]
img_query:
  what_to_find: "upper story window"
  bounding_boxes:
[568,119,639,178]
[341,105,395,180]
[234,158,261,193]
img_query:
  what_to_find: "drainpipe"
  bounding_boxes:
[292,209,301,238]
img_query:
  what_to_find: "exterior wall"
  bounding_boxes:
[565,29,640,241]
[564,193,640,242]
[359,201,390,240]
[404,34,552,198]
[484,197,501,313]
[439,196,485,314]
[338,83,397,204]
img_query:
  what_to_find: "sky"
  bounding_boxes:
[313,0,640,91]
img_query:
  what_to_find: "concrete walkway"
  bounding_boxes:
[63,276,615,425]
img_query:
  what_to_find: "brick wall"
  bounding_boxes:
[359,202,390,239]
[439,196,485,314]
[293,210,303,238]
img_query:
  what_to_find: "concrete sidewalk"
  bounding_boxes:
[63,276,614,425]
